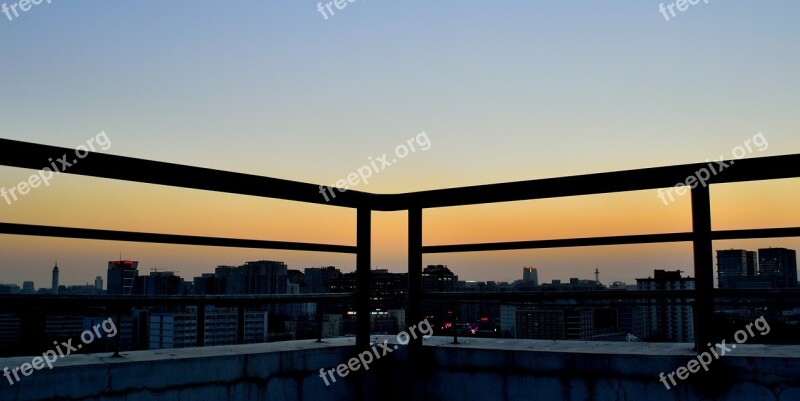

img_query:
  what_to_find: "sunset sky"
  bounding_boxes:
[1,2,799,288]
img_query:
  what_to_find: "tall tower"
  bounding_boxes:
[523,266,538,286]
[51,263,59,294]
[107,260,139,295]
[595,268,600,285]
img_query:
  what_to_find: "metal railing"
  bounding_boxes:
[2,137,800,354]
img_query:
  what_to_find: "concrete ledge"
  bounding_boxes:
[0,339,362,401]
[2,337,799,401]
[409,337,800,401]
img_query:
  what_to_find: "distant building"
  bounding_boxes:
[523,266,538,286]
[513,307,618,340]
[51,263,59,294]
[107,260,139,295]
[241,260,288,295]
[0,284,20,294]
[202,309,269,346]
[0,313,21,350]
[240,260,289,317]
[717,249,762,289]
[635,270,694,343]
[321,314,343,338]
[304,266,342,293]
[422,265,456,292]
[149,313,197,349]
[63,284,103,295]
[214,265,242,294]
[45,315,83,340]
[22,281,35,294]
[138,270,186,295]
[516,309,565,340]
[94,276,103,291]
[499,305,517,338]
[758,248,798,288]
[286,281,316,319]
[193,273,221,295]
[539,277,605,292]
[331,268,407,312]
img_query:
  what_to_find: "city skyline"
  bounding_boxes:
[4,244,798,291]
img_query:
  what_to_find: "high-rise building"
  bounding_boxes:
[718,249,751,289]
[51,263,59,294]
[240,260,288,317]
[746,251,758,276]
[717,249,777,289]
[22,281,35,294]
[758,248,798,288]
[523,266,538,286]
[193,273,220,295]
[331,269,408,312]
[107,260,139,295]
[240,260,288,295]
[635,270,694,343]
[422,265,457,292]
[304,266,342,293]
[94,276,103,291]
[214,266,241,294]
[140,270,186,295]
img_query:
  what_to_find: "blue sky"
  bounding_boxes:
[1,2,799,287]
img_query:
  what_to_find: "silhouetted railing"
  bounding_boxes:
[2,137,800,354]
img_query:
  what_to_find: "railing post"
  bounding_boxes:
[196,304,206,347]
[112,311,122,357]
[237,306,245,344]
[691,185,714,352]
[408,207,423,351]
[451,301,459,345]
[316,301,324,343]
[356,207,372,347]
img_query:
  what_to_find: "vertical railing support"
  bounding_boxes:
[196,304,206,347]
[237,306,245,344]
[110,310,122,357]
[356,207,372,347]
[691,185,714,352]
[408,207,423,352]
[316,301,324,343]
[451,301,459,345]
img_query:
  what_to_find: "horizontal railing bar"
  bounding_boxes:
[0,293,355,309]
[711,227,800,240]
[423,232,693,253]
[0,138,373,209]
[3,139,798,212]
[0,222,358,254]
[375,154,800,210]
[423,227,800,254]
